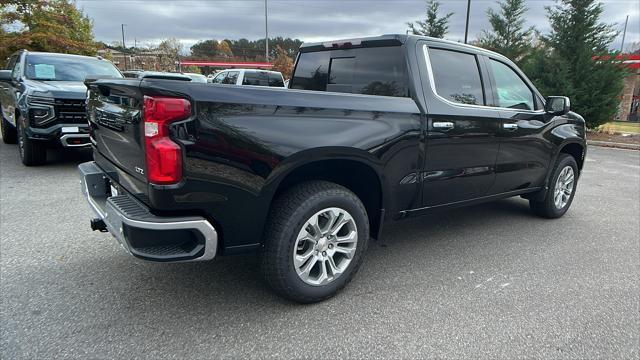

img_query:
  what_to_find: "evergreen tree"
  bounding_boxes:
[190,40,219,59]
[526,0,628,128]
[407,0,453,39]
[477,0,534,64]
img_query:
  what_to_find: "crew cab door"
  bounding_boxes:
[0,54,20,126]
[419,43,501,206]
[483,57,553,194]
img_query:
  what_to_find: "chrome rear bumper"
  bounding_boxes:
[78,161,218,262]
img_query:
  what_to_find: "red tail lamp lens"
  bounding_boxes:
[143,96,191,184]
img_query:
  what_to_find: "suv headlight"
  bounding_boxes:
[27,96,56,126]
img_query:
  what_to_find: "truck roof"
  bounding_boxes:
[299,34,509,62]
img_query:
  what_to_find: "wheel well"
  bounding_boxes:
[273,159,383,239]
[560,143,584,170]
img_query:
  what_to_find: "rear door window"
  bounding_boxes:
[428,48,485,106]
[268,72,285,87]
[242,71,269,86]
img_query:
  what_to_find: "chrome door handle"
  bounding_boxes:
[433,121,454,129]
[503,123,518,130]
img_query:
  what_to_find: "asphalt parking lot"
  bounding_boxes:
[1,141,638,359]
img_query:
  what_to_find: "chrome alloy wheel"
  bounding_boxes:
[293,207,358,286]
[554,165,575,209]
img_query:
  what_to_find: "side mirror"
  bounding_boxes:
[0,70,11,82]
[545,96,570,115]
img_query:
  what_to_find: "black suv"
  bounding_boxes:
[0,51,122,165]
[80,35,586,303]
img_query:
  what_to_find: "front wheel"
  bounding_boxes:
[262,181,369,303]
[17,116,46,166]
[1,115,17,144]
[530,153,579,218]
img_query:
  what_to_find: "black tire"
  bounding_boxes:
[1,114,18,144]
[262,181,369,303]
[530,153,579,218]
[17,116,46,166]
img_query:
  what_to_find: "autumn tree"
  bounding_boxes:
[155,38,183,71]
[407,0,453,39]
[477,0,534,64]
[216,40,233,57]
[0,0,97,60]
[272,45,293,79]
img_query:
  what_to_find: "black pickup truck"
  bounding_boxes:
[0,50,122,165]
[79,35,586,303]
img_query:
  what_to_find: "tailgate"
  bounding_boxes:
[87,79,147,184]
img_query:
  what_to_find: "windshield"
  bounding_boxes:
[25,54,122,81]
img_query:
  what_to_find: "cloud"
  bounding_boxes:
[77,0,639,52]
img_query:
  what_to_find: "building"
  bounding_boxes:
[617,54,640,122]
[97,49,168,71]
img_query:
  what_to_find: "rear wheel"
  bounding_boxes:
[530,153,578,218]
[17,116,46,166]
[1,114,17,144]
[262,181,369,303]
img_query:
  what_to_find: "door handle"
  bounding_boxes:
[503,123,518,130]
[433,121,454,129]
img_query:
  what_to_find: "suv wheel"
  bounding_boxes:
[1,113,18,144]
[17,116,46,166]
[262,181,369,303]
[530,153,578,218]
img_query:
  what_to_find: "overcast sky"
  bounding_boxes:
[76,0,640,53]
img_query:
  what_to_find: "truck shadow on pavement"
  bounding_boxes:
[77,197,539,315]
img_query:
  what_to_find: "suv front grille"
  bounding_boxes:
[55,98,87,124]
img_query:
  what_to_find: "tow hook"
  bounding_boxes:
[90,218,108,232]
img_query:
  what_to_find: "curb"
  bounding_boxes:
[587,140,640,150]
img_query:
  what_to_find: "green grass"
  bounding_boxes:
[598,121,640,134]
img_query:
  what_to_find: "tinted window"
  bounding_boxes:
[6,55,17,70]
[212,72,226,84]
[25,54,121,81]
[11,57,22,80]
[242,71,269,86]
[489,60,535,110]
[428,48,484,105]
[268,72,285,87]
[290,51,330,91]
[291,47,408,97]
[329,57,355,85]
[222,71,239,84]
[351,47,408,97]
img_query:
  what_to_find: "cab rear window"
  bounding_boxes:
[290,47,409,97]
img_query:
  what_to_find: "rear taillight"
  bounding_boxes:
[143,96,191,185]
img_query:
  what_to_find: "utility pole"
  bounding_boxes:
[464,0,471,44]
[121,24,127,70]
[265,0,269,62]
[620,15,629,53]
